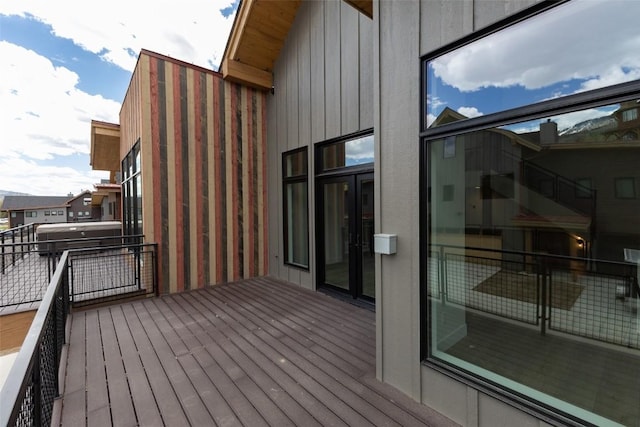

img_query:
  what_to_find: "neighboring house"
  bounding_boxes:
[66,190,101,222]
[1,192,103,227]
[89,1,640,426]
[91,182,121,221]
[1,196,71,228]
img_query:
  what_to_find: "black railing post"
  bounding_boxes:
[1,234,5,274]
[154,244,159,296]
[439,245,446,302]
[20,227,25,261]
[135,246,142,290]
[66,256,75,304]
[539,255,548,336]
[11,231,16,267]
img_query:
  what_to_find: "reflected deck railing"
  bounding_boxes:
[429,244,640,349]
[0,241,158,427]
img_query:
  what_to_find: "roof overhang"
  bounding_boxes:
[92,184,121,206]
[344,0,372,17]
[90,120,121,173]
[221,0,372,90]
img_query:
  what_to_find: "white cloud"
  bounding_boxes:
[457,107,483,119]
[0,0,237,72]
[0,42,121,161]
[0,157,107,196]
[431,1,640,94]
[0,42,117,194]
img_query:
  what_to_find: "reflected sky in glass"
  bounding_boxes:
[426,0,640,130]
[345,135,374,166]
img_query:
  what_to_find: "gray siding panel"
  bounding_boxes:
[341,2,360,135]
[324,0,341,139]
[285,36,299,151]
[359,13,373,130]
[297,5,311,148]
[267,1,373,290]
[310,1,326,143]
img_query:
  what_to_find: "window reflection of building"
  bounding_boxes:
[431,100,640,267]
[423,2,640,418]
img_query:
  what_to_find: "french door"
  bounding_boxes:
[316,173,374,300]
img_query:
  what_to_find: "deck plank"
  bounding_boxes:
[110,305,164,426]
[59,277,458,427]
[84,311,110,424]
[137,299,215,426]
[120,303,191,427]
[59,313,85,426]
[155,296,298,426]
[98,308,138,426]
[174,293,345,426]
[192,286,399,426]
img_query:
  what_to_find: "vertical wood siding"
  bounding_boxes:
[123,52,268,294]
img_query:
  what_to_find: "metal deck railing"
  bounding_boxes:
[0,234,146,309]
[430,244,640,349]
[0,241,158,427]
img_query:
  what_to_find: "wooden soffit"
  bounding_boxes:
[90,120,121,173]
[221,0,372,90]
[344,0,372,18]
[222,0,301,90]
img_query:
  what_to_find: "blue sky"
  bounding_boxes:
[425,0,640,132]
[0,0,238,196]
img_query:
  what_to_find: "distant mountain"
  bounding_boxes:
[0,191,30,210]
[0,190,30,197]
[558,116,617,136]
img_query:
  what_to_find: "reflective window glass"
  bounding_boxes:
[423,1,640,424]
[426,102,640,425]
[321,135,374,171]
[283,148,309,269]
[425,1,640,129]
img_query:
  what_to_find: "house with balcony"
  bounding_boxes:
[3,1,640,427]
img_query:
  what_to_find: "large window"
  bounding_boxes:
[422,1,640,425]
[283,148,309,268]
[122,140,142,242]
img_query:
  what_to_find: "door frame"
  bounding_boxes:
[315,170,374,301]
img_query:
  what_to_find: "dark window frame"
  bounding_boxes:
[614,177,636,199]
[575,178,593,199]
[122,139,142,243]
[282,147,310,270]
[419,1,640,425]
[315,129,375,177]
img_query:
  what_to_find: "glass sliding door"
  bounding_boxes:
[317,173,374,301]
[321,178,352,290]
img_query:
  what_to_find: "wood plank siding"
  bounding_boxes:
[120,51,267,294]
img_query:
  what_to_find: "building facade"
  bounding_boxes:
[221,0,640,426]
[93,1,640,425]
[2,196,73,228]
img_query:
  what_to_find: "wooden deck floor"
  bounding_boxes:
[56,277,456,427]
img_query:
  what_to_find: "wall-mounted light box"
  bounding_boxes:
[374,234,397,255]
